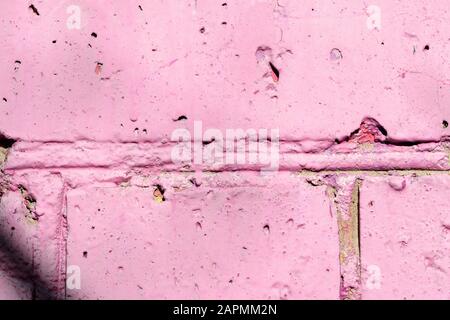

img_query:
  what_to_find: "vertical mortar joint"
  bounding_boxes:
[328,177,362,300]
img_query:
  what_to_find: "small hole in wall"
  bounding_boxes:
[269,61,280,80]
[189,177,201,187]
[202,138,215,145]
[330,48,343,61]
[91,32,98,38]
[153,184,166,202]
[199,27,205,33]
[95,62,103,74]
[14,60,21,71]
[423,44,430,51]
[173,115,188,122]
[263,224,270,235]
[0,134,16,149]
[83,251,88,258]
[29,4,40,16]
[443,120,448,128]
[377,123,388,136]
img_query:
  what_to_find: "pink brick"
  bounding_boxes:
[0,1,449,142]
[66,173,339,299]
[360,175,450,299]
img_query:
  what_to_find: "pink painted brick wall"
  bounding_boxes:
[0,0,449,300]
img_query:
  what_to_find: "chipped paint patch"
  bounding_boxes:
[153,184,166,203]
[0,147,7,165]
[18,185,38,222]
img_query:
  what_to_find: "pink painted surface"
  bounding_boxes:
[66,173,338,299]
[1,0,449,142]
[1,0,450,300]
[360,176,450,299]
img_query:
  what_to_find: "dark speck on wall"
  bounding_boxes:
[29,4,40,16]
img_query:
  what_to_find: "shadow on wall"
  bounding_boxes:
[0,132,59,300]
[0,229,59,299]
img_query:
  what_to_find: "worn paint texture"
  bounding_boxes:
[0,1,450,299]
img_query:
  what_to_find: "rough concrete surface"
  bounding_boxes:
[0,1,449,299]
